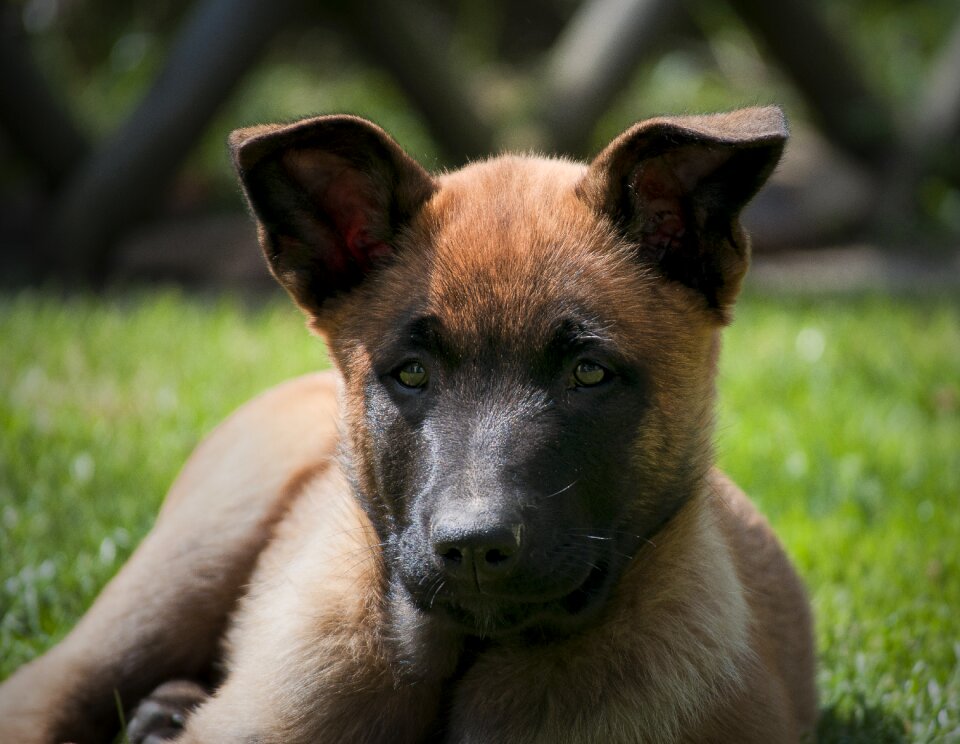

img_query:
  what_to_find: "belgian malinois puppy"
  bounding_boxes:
[0,106,816,743]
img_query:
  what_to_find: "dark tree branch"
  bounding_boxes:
[42,0,304,282]
[0,5,89,188]
[914,14,960,184]
[332,0,496,165]
[540,0,681,155]
[725,0,896,165]
[874,13,960,229]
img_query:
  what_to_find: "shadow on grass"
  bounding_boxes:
[816,700,909,743]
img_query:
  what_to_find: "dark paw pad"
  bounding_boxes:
[126,680,208,743]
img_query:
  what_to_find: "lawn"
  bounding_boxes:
[1,288,958,742]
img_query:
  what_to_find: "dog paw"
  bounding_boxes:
[126,680,208,744]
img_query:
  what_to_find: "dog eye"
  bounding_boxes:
[572,361,606,387]
[396,361,429,389]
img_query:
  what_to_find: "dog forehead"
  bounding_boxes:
[430,154,588,245]
[415,156,628,341]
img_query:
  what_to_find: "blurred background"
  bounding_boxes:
[1,0,959,290]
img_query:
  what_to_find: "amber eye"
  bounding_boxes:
[397,361,429,389]
[572,361,606,387]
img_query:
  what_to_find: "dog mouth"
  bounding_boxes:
[430,560,616,637]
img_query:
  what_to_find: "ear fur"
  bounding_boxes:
[579,106,788,319]
[229,115,437,318]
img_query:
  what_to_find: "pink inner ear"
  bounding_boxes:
[631,162,686,253]
[321,167,394,271]
[336,205,392,269]
[286,149,395,273]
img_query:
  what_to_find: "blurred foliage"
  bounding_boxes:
[3,0,960,223]
[817,0,959,101]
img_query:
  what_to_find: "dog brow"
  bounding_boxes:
[549,316,614,355]
[405,314,447,355]
[372,312,448,361]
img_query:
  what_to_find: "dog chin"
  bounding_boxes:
[427,561,617,639]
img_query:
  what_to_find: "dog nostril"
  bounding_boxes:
[483,547,512,566]
[441,546,463,564]
[431,519,523,579]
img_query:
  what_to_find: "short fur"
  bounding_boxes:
[0,107,815,743]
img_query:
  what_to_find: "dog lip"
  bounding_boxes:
[428,560,615,637]
[558,560,613,614]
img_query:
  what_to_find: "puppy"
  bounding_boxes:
[0,106,816,743]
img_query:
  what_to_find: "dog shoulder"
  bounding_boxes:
[704,469,818,739]
[706,469,815,679]
[161,371,341,515]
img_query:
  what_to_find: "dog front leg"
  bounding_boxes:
[178,664,443,744]
[172,472,456,744]
[0,373,341,743]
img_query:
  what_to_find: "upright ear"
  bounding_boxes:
[578,106,787,320]
[229,115,437,319]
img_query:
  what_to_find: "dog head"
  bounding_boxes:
[230,109,786,638]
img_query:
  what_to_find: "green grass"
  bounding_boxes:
[0,290,328,666]
[1,289,958,742]
[718,293,960,742]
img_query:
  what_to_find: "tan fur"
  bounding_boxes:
[0,109,815,743]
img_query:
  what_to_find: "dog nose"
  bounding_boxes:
[431,516,523,583]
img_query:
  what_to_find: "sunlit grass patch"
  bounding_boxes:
[0,290,327,667]
[718,292,960,743]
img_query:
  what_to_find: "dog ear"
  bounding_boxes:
[579,106,787,320]
[230,115,437,318]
